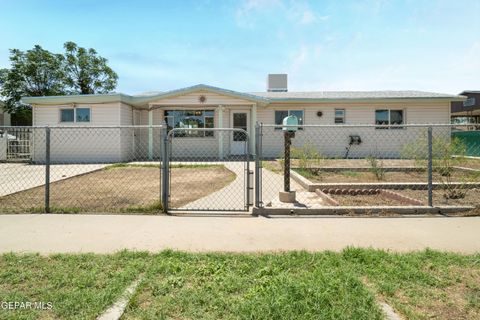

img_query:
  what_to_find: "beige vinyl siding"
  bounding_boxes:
[258,101,450,125]
[257,101,450,158]
[120,103,133,125]
[32,103,126,163]
[33,103,121,126]
[119,103,135,160]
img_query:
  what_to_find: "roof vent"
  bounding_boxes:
[267,74,288,92]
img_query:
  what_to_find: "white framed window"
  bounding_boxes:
[60,108,74,122]
[60,107,91,123]
[164,110,215,138]
[334,109,345,124]
[274,110,304,130]
[375,109,404,129]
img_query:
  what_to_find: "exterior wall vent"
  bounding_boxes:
[267,74,288,92]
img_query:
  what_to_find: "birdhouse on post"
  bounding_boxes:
[280,115,298,203]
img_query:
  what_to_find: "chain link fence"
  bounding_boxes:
[165,128,251,212]
[0,126,163,214]
[257,124,480,212]
[1,124,479,214]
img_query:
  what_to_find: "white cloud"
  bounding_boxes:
[288,1,328,25]
[235,0,283,28]
[234,0,328,27]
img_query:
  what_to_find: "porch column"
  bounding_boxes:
[251,103,257,155]
[148,108,153,160]
[218,105,224,160]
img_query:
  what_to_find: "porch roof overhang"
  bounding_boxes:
[22,84,269,108]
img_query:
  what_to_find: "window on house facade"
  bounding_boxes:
[164,110,215,137]
[274,110,304,129]
[334,109,345,124]
[60,108,91,123]
[375,109,404,129]
[60,109,75,122]
[76,108,91,122]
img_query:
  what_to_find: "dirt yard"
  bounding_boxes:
[0,165,235,214]
[399,188,480,207]
[332,194,404,206]
[295,168,480,183]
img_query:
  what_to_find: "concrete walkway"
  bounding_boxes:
[178,161,310,210]
[0,214,479,254]
[0,163,107,196]
[182,162,248,210]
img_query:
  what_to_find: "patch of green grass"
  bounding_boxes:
[0,251,149,320]
[124,251,383,320]
[2,249,479,320]
[342,248,480,319]
[121,201,163,214]
[24,206,82,214]
[292,168,318,180]
[105,163,160,170]
[105,163,222,170]
[170,164,224,169]
[340,170,361,177]
[262,161,282,173]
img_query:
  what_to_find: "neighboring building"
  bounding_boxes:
[0,101,11,126]
[22,74,465,162]
[451,90,480,124]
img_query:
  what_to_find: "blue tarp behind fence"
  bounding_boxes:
[452,130,480,157]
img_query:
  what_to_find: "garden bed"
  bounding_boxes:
[293,167,480,183]
[319,189,423,207]
[399,188,480,208]
[332,194,402,206]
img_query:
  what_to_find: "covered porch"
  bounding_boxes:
[134,85,267,159]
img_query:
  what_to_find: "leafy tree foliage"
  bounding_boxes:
[0,42,118,115]
[63,41,118,95]
[0,45,66,113]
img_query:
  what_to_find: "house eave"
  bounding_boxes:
[268,96,467,104]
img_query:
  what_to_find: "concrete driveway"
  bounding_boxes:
[0,163,107,196]
[0,214,479,254]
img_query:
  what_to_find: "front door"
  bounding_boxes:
[231,111,249,155]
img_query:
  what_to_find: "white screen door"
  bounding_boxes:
[231,111,249,155]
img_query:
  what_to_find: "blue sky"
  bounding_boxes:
[1,0,479,94]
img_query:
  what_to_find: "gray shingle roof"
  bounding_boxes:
[22,85,465,107]
[249,90,459,100]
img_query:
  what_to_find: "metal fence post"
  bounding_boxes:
[45,126,51,213]
[427,126,433,207]
[161,127,169,213]
[254,122,262,207]
[246,131,251,210]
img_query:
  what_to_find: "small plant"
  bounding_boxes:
[402,132,471,203]
[291,141,323,170]
[433,137,468,202]
[367,156,385,181]
[340,170,360,178]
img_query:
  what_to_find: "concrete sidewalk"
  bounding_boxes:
[0,214,479,254]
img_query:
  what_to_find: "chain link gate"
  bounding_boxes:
[163,128,252,212]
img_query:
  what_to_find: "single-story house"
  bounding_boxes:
[0,101,11,126]
[451,90,480,124]
[22,74,465,162]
